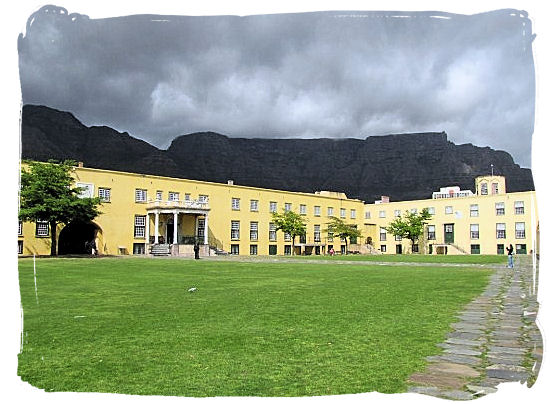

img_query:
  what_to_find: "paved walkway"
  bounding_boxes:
[407,256,542,400]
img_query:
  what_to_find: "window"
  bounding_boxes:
[284,245,292,255]
[269,223,277,241]
[515,201,525,215]
[380,227,387,241]
[515,222,526,239]
[411,244,419,253]
[133,243,146,255]
[410,208,417,214]
[269,201,277,213]
[284,232,292,242]
[445,206,453,214]
[18,240,23,254]
[471,244,481,255]
[328,207,334,217]
[185,193,191,201]
[492,183,499,195]
[269,245,277,255]
[197,219,205,239]
[395,234,402,241]
[481,182,488,195]
[156,190,163,201]
[327,232,334,242]
[250,222,258,241]
[380,245,387,252]
[198,194,209,203]
[314,206,321,216]
[495,202,505,216]
[365,211,371,219]
[18,220,22,236]
[300,204,307,215]
[135,189,147,202]
[134,216,146,238]
[427,225,436,240]
[250,245,258,255]
[232,198,240,210]
[470,204,479,217]
[516,244,527,254]
[394,209,401,217]
[496,223,506,239]
[35,220,49,237]
[350,209,356,219]
[379,210,386,218]
[230,244,240,255]
[231,221,240,240]
[427,207,435,215]
[470,224,479,239]
[314,225,321,242]
[250,200,259,212]
[98,187,111,202]
[168,192,179,201]
[285,203,292,212]
[340,208,346,218]
[497,244,505,254]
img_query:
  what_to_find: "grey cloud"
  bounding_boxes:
[18,7,535,167]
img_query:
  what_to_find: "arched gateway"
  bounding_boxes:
[58,221,102,255]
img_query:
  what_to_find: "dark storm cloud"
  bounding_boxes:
[18,6,535,167]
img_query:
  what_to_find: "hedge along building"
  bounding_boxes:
[18,164,538,257]
[362,175,538,256]
[18,163,365,257]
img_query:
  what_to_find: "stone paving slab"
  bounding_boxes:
[408,256,542,400]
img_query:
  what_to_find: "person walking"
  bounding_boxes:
[506,244,514,268]
[194,243,200,260]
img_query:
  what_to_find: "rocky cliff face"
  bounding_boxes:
[21,105,534,202]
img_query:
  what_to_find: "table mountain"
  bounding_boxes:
[21,104,534,202]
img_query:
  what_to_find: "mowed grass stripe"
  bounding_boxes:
[18,258,492,396]
[282,254,507,264]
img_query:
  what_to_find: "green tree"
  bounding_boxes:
[271,210,307,255]
[326,217,362,254]
[386,208,432,253]
[19,160,102,256]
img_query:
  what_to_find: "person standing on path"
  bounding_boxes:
[194,243,200,260]
[506,243,514,268]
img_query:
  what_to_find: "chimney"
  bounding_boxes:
[77,161,84,168]
[227,180,234,185]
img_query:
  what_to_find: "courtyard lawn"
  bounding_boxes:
[18,258,492,396]
[286,253,507,264]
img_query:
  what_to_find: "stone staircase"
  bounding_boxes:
[150,244,171,257]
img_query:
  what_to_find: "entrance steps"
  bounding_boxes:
[150,244,171,256]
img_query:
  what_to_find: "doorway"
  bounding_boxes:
[444,224,455,244]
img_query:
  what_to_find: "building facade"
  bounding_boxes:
[18,165,538,257]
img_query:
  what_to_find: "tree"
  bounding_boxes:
[325,217,362,254]
[19,160,102,256]
[386,208,432,253]
[271,210,307,255]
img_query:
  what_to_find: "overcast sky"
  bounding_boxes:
[18,6,535,167]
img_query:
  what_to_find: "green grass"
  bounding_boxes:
[18,257,493,396]
[285,254,507,264]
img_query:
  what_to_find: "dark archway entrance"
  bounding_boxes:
[58,221,100,255]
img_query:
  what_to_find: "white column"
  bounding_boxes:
[195,215,199,237]
[173,211,178,245]
[154,212,159,244]
[145,212,150,244]
[204,213,209,245]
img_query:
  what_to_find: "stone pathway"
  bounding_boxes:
[408,255,542,400]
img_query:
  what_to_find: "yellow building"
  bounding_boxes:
[17,165,538,257]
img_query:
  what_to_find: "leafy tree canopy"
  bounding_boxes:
[386,208,432,248]
[271,210,307,255]
[19,160,102,255]
[326,217,362,253]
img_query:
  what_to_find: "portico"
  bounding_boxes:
[145,198,210,256]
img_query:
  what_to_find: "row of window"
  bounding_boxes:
[231,221,325,242]
[369,201,525,219]
[231,199,357,218]
[135,189,209,203]
[132,216,206,239]
[376,243,528,255]
[18,220,50,237]
[378,222,526,241]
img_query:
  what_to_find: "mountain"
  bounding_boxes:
[21,105,534,202]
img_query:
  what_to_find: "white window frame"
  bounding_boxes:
[350,209,356,219]
[156,190,163,201]
[495,202,505,216]
[168,192,180,201]
[135,189,147,203]
[428,207,435,215]
[231,221,240,240]
[496,223,506,239]
[328,207,334,217]
[232,198,240,211]
[314,225,321,242]
[379,210,386,218]
[515,201,525,215]
[314,206,321,216]
[380,227,387,241]
[394,209,401,217]
[427,225,436,240]
[515,222,526,239]
[35,220,49,237]
[470,224,480,239]
[445,206,453,214]
[250,222,258,241]
[18,220,23,236]
[98,187,111,202]
[269,201,277,213]
[198,194,209,203]
[269,222,277,241]
[300,204,307,215]
[285,203,292,212]
[250,199,259,212]
[134,215,146,238]
[365,211,371,219]
[340,208,346,218]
